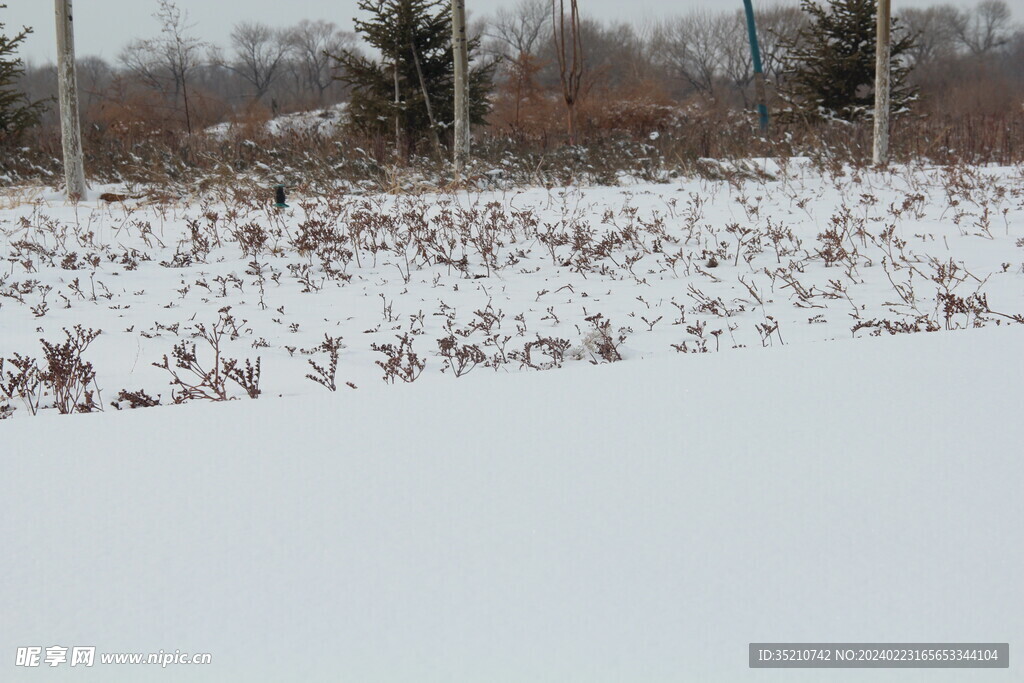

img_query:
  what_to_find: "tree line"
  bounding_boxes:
[2,0,1022,158]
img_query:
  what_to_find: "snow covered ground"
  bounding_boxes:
[3,328,1022,681]
[1,161,1022,679]
[0,161,1022,412]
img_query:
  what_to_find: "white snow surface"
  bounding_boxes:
[2,328,1022,681]
[2,163,1023,679]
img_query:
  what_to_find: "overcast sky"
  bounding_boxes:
[4,0,988,65]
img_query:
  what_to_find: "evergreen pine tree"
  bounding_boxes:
[0,4,44,147]
[779,0,916,122]
[332,0,495,153]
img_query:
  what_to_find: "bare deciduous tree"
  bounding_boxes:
[488,0,550,58]
[651,11,732,99]
[650,5,804,105]
[119,0,208,133]
[898,5,962,66]
[76,55,114,110]
[221,22,290,104]
[953,0,1012,57]
[718,12,755,100]
[286,20,357,106]
[758,5,806,85]
[578,19,653,90]
[485,0,550,130]
[552,0,583,143]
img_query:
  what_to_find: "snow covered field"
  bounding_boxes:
[1,161,1023,680]
[0,161,1022,412]
[3,329,1022,681]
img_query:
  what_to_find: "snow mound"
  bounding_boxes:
[205,103,348,139]
[266,103,348,136]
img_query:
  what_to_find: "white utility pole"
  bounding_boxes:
[451,0,470,175]
[55,0,87,200]
[872,0,891,165]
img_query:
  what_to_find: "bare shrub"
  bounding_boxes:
[580,314,628,363]
[305,335,345,391]
[371,333,426,384]
[0,355,44,416]
[1,327,102,415]
[511,335,572,370]
[437,334,486,377]
[40,326,103,414]
[153,308,261,402]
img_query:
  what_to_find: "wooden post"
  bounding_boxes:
[451,0,470,175]
[55,0,87,200]
[872,0,891,165]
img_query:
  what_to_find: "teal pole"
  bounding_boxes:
[743,0,770,131]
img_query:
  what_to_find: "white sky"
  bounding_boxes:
[4,0,991,65]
